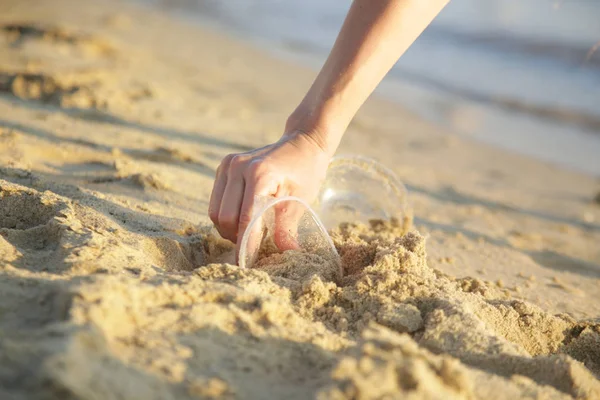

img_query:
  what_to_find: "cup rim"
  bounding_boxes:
[238,195,338,269]
[320,154,408,213]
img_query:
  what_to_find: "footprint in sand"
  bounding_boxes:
[1,23,116,58]
[0,178,206,274]
[0,71,100,109]
[89,172,172,191]
[0,181,79,272]
[0,24,157,112]
[0,69,159,113]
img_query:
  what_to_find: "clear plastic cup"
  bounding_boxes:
[238,195,340,270]
[314,155,408,230]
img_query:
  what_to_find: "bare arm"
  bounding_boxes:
[287,0,449,154]
[210,0,449,257]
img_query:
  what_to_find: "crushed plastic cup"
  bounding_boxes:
[238,195,340,270]
[315,155,408,230]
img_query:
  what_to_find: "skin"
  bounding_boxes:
[209,0,450,261]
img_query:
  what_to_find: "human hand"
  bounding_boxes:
[209,130,332,262]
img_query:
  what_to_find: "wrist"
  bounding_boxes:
[284,101,347,158]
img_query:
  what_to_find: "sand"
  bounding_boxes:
[0,0,599,399]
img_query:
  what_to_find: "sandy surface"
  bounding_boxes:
[0,0,599,399]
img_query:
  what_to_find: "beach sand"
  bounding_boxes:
[0,0,599,398]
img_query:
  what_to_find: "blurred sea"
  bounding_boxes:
[140,0,600,176]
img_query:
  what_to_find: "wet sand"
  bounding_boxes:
[0,0,599,398]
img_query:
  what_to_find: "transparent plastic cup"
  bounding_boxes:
[238,196,340,270]
[315,155,408,230]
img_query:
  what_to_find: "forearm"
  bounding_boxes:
[286,0,449,154]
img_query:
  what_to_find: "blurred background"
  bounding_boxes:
[139,0,600,175]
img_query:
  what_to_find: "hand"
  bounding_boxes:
[209,130,332,261]
[208,0,448,264]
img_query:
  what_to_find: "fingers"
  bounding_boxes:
[217,174,245,243]
[210,155,276,253]
[236,163,274,263]
[209,154,233,226]
[273,201,303,251]
[237,162,272,237]
[236,212,263,266]
[210,154,246,243]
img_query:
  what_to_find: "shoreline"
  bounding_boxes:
[138,0,600,177]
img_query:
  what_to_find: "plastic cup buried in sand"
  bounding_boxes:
[238,196,340,270]
[315,155,408,230]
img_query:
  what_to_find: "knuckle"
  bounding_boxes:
[245,159,270,178]
[223,153,237,164]
[228,155,246,170]
[218,154,236,171]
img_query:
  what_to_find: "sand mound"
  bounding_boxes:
[255,250,343,285]
[0,72,98,109]
[1,23,115,57]
[0,179,203,274]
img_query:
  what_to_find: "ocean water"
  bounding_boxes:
[141,0,600,176]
